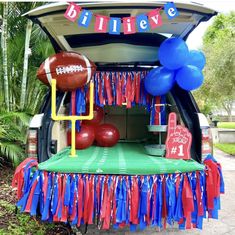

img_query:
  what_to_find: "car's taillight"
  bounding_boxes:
[201,127,213,161]
[27,129,38,158]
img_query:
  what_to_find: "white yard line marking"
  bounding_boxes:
[118,144,127,174]
[81,147,100,173]
[97,147,109,168]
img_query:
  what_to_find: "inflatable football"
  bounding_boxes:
[37,51,96,91]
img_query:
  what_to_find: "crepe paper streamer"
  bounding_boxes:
[69,89,86,131]
[82,71,156,109]
[12,155,224,231]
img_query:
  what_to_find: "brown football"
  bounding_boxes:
[37,51,96,91]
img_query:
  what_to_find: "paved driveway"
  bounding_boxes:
[81,149,235,235]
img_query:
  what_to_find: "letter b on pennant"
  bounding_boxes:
[64,3,81,22]
[148,9,162,29]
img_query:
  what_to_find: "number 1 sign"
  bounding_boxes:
[165,112,192,160]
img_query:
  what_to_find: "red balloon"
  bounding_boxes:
[83,105,104,126]
[67,125,95,149]
[95,124,120,147]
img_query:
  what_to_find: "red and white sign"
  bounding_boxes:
[165,112,192,160]
[123,17,136,34]
[64,3,81,22]
[148,9,162,29]
[94,15,109,33]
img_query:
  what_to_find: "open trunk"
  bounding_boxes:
[24,1,217,163]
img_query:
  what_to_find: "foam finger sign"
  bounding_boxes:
[165,112,192,160]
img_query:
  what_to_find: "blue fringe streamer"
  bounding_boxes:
[13,155,224,231]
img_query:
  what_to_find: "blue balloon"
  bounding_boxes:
[175,65,204,91]
[187,50,206,70]
[144,67,175,96]
[158,37,189,70]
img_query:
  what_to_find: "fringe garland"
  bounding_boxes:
[70,71,168,131]
[12,155,224,231]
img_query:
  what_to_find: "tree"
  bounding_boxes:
[1,2,9,111]
[194,12,235,121]
[20,19,33,110]
[0,2,54,165]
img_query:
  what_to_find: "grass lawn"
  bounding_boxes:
[214,143,235,155]
[217,122,235,129]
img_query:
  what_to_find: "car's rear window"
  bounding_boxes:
[64,33,167,48]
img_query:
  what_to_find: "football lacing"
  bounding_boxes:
[56,65,84,75]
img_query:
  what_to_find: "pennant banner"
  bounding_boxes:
[64,2,179,34]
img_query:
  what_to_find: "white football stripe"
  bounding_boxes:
[82,55,91,83]
[44,58,52,85]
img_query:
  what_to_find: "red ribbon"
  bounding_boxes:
[12,157,38,199]
[151,178,157,222]
[101,176,108,228]
[87,176,95,224]
[205,159,221,201]
[61,175,68,222]
[83,176,90,224]
[116,72,122,106]
[182,175,194,229]
[175,175,180,197]
[121,73,126,104]
[126,73,132,108]
[135,72,141,104]
[42,171,48,204]
[112,178,117,225]
[162,177,167,229]
[70,176,77,221]
[24,179,38,212]
[103,177,115,229]
[104,73,113,105]
[196,172,204,217]
[130,176,139,224]
[77,176,84,226]
[98,72,105,105]
[54,174,62,222]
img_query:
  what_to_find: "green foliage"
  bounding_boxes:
[0,111,30,166]
[3,2,54,114]
[0,3,54,166]
[194,12,235,118]
[0,199,55,235]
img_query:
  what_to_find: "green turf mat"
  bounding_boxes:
[38,143,204,175]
